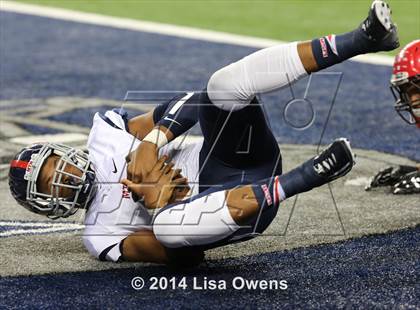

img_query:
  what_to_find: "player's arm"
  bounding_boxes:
[126,92,199,183]
[126,109,155,141]
[127,92,198,141]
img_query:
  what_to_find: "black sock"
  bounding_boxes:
[252,175,285,210]
[252,157,326,209]
[311,30,370,70]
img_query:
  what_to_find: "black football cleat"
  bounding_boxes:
[358,0,399,52]
[313,138,355,183]
[393,171,420,195]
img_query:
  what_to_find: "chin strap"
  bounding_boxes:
[77,170,97,210]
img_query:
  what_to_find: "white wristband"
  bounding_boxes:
[142,128,168,149]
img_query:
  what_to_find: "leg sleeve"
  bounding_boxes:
[153,190,240,248]
[207,42,307,111]
[152,184,280,250]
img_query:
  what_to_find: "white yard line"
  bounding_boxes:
[9,133,88,145]
[1,0,394,66]
[0,221,84,237]
[0,221,84,228]
[0,227,83,237]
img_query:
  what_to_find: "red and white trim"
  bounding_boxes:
[325,34,338,56]
[273,176,286,206]
[10,160,29,169]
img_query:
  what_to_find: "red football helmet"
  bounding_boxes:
[390,40,420,128]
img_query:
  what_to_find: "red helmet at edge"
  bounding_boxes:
[390,40,420,128]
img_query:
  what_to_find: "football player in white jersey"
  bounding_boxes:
[9,1,399,266]
[366,40,420,195]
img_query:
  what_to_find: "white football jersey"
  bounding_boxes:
[83,110,202,261]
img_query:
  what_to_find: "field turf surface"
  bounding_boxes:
[0,1,419,308]
[17,0,419,56]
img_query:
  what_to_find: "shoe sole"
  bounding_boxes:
[372,0,393,32]
[328,138,356,180]
[336,137,356,166]
[316,138,356,182]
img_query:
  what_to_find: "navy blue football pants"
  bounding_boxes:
[198,90,282,192]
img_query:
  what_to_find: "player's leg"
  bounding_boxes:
[307,0,398,72]
[199,0,395,184]
[122,229,204,267]
[122,230,168,263]
[198,93,282,192]
[154,138,355,249]
[208,0,398,112]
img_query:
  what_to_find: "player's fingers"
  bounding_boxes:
[168,169,183,182]
[163,162,175,174]
[173,177,188,185]
[171,168,182,178]
[175,183,190,194]
[154,155,168,171]
[121,178,134,189]
[121,178,141,188]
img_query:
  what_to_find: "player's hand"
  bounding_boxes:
[365,165,417,191]
[169,169,191,203]
[392,171,420,195]
[122,155,187,209]
[126,141,158,183]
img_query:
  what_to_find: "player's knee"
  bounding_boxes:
[226,188,260,225]
[207,64,246,112]
[153,210,205,268]
[208,65,231,91]
[153,210,188,248]
[153,190,240,248]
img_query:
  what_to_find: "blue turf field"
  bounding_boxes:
[1,12,419,161]
[1,227,419,309]
[0,11,419,309]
